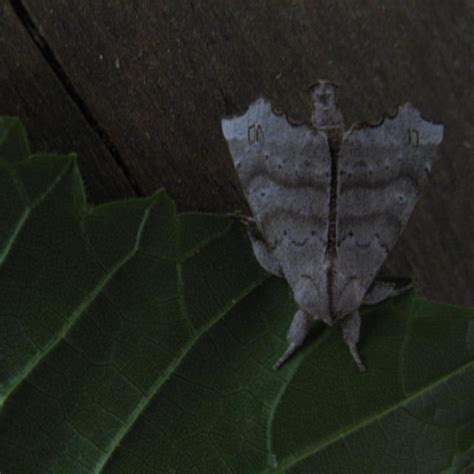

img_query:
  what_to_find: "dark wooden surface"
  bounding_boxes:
[1,0,473,305]
[0,2,135,202]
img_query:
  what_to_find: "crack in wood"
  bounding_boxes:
[9,0,144,197]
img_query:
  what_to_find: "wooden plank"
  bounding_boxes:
[11,0,474,305]
[0,1,135,203]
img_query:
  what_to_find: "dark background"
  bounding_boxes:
[1,0,473,305]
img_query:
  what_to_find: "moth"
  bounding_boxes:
[221,81,443,370]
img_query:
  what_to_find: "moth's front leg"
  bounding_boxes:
[228,212,283,277]
[362,279,413,306]
[341,311,365,372]
[273,309,312,369]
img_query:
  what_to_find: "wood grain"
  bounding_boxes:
[4,0,474,305]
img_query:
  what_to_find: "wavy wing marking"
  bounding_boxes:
[335,103,444,295]
[222,99,332,291]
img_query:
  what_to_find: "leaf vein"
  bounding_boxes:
[1,201,152,407]
[95,274,269,473]
[0,159,72,270]
[271,359,474,473]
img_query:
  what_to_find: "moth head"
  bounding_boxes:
[309,80,344,130]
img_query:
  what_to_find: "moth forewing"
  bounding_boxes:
[334,103,444,315]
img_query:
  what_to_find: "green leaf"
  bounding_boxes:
[0,117,473,473]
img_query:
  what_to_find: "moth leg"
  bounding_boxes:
[273,309,312,369]
[228,212,283,277]
[362,280,413,306]
[226,211,255,226]
[341,311,366,372]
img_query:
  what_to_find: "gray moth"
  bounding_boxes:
[221,81,443,371]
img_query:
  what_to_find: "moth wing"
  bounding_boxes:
[334,103,443,309]
[222,99,332,302]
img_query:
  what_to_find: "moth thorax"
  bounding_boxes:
[310,81,344,130]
